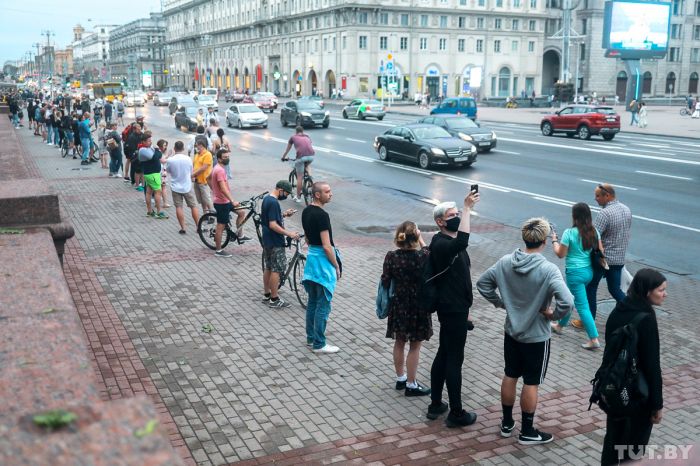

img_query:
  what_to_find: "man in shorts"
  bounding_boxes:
[140,137,168,219]
[260,180,300,308]
[209,148,250,257]
[281,126,315,203]
[476,218,574,445]
[166,141,200,234]
[192,139,214,215]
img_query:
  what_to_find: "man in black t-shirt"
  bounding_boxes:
[301,182,341,354]
[261,180,299,308]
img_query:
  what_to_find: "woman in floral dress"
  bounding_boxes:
[381,221,433,396]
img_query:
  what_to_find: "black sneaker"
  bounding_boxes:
[426,401,449,420]
[395,380,406,390]
[445,409,478,428]
[237,235,253,243]
[500,419,516,438]
[405,382,431,397]
[80,160,89,166]
[268,298,290,308]
[518,429,554,445]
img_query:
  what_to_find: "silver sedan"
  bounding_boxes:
[225,103,269,129]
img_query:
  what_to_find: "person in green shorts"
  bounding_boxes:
[141,137,169,219]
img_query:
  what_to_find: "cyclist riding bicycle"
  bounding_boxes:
[281,126,314,203]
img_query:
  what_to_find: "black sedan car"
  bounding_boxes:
[174,106,207,132]
[280,100,330,128]
[373,124,477,169]
[417,115,497,152]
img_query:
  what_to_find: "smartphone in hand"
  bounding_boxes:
[470,184,479,193]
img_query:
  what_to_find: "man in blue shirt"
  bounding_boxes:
[78,113,92,166]
[260,180,299,308]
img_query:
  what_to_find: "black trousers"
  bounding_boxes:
[430,311,468,412]
[601,413,653,465]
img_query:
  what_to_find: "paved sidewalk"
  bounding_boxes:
[16,125,700,465]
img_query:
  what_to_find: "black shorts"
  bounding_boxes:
[214,202,233,225]
[503,333,550,386]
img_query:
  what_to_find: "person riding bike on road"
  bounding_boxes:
[281,126,315,203]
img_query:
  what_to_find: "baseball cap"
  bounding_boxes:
[276,180,293,194]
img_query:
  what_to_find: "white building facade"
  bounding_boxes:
[71,24,117,82]
[163,0,548,98]
[109,13,166,89]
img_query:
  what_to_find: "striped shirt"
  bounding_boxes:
[594,200,631,266]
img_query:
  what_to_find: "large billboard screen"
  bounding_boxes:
[602,0,671,59]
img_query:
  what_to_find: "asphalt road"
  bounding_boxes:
[132,100,700,277]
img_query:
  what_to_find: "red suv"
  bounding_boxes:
[540,105,621,141]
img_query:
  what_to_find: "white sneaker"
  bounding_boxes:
[313,344,339,354]
[294,196,302,203]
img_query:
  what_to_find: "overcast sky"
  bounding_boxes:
[1,0,162,64]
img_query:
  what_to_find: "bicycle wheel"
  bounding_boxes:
[302,176,313,205]
[197,212,231,250]
[61,142,69,158]
[292,255,308,309]
[253,217,263,246]
[288,169,297,189]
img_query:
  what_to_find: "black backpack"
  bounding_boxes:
[589,313,649,418]
[418,251,456,313]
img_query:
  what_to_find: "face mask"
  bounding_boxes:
[221,159,230,165]
[444,216,461,232]
[278,193,289,201]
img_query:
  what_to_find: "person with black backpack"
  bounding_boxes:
[425,188,479,428]
[596,268,665,465]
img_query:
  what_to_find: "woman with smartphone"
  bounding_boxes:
[550,203,604,350]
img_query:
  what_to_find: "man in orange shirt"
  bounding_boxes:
[192,139,214,215]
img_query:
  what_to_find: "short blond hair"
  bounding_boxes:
[521,217,550,248]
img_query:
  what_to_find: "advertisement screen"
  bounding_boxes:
[603,1,671,58]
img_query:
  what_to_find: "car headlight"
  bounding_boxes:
[470,145,477,154]
[300,112,311,117]
[431,147,446,156]
[325,111,330,116]
[458,132,473,141]
[491,131,497,140]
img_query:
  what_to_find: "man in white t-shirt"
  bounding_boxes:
[166,140,200,234]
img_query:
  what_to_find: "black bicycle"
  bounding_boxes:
[286,162,314,205]
[274,234,308,309]
[197,191,267,250]
[60,134,70,158]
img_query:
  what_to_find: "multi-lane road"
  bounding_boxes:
[135,100,700,277]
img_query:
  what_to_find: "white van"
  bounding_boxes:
[200,87,219,101]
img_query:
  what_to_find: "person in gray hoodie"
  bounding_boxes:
[477,217,574,446]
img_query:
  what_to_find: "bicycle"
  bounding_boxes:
[273,234,308,309]
[197,191,267,250]
[285,161,314,205]
[60,134,70,158]
[680,107,691,116]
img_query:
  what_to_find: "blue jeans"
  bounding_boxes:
[304,281,332,349]
[12,113,19,127]
[630,111,638,126]
[586,264,625,320]
[46,124,54,143]
[109,152,122,174]
[81,137,91,161]
[559,266,598,339]
[53,127,60,145]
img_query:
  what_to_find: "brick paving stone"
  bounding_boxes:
[15,125,699,466]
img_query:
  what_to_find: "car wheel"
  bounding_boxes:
[281,115,288,127]
[377,116,384,121]
[263,124,268,129]
[296,116,302,127]
[378,145,390,161]
[359,112,366,120]
[541,121,553,136]
[237,120,243,129]
[418,151,431,169]
[482,148,492,153]
[577,125,591,140]
[322,122,329,128]
[342,110,348,119]
[602,134,615,141]
[459,162,473,168]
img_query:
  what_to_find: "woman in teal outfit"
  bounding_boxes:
[550,203,604,350]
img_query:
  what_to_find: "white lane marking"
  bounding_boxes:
[333,126,346,130]
[635,170,693,181]
[580,179,638,191]
[227,129,699,234]
[493,149,521,155]
[315,147,332,153]
[345,138,366,143]
[445,177,511,192]
[634,143,671,148]
[499,137,700,166]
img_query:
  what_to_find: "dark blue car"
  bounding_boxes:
[430,97,478,120]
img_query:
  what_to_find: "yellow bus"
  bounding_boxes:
[92,82,124,102]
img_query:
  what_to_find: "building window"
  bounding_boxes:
[494,40,501,52]
[458,16,466,28]
[478,0,485,5]
[581,18,587,35]
[497,0,503,6]
[672,0,682,15]
[359,35,367,49]
[671,24,682,39]
[439,38,447,50]
[529,20,536,31]
[696,0,700,15]
[512,19,519,30]
[380,13,389,25]
[695,25,700,39]
[495,18,502,29]
[323,38,328,51]
[380,36,388,50]
[420,37,428,50]
[692,48,700,62]
[665,72,677,93]
[528,40,535,52]
[460,0,467,4]
[359,12,368,24]
[669,47,681,61]
[440,16,448,28]
[458,38,465,51]
[512,40,519,51]
[514,0,521,6]
[342,36,347,49]
[530,0,537,7]
[690,72,699,92]
[477,17,484,29]
[400,37,408,50]
[642,71,652,93]
[401,14,409,26]
[421,15,428,27]
[476,39,484,52]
